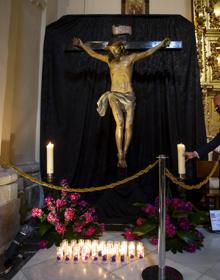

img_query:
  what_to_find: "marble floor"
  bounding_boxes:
[11,228,220,280]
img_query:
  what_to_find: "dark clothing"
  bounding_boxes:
[197,133,220,158]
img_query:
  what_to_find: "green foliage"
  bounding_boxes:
[123,197,208,254]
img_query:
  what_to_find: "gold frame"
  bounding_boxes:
[121,0,149,15]
[193,0,220,138]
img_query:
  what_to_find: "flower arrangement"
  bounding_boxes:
[123,197,208,253]
[32,180,104,248]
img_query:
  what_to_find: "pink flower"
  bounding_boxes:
[165,198,172,206]
[55,199,66,208]
[69,193,80,203]
[142,204,157,216]
[47,202,55,211]
[88,208,96,214]
[60,179,69,187]
[55,223,65,235]
[178,217,190,231]
[123,229,135,241]
[32,208,43,218]
[74,222,84,233]
[171,198,185,210]
[44,195,53,205]
[47,212,59,224]
[82,212,94,223]
[184,241,198,253]
[78,200,88,208]
[136,217,145,225]
[184,201,193,211]
[84,226,96,237]
[64,208,75,221]
[166,223,176,238]
[38,240,47,249]
[150,236,158,245]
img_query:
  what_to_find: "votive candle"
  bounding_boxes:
[137,242,144,259]
[56,247,63,263]
[128,241,135,261]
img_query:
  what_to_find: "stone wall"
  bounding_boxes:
[17,162,43,223]
[0,168,19,254]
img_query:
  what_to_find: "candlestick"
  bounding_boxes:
[177,143,186,177]
[46,142,54,175]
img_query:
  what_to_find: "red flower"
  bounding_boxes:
[64,208,75,221]
[32,208,43,218]
[136,217,145,225]
[142,204,157,216]
[55,223,65,235]
[74,222,84,233]
[166,223,176,238]
[84,226,96,237]
[47,212,59,224]
[178,217,190,231]
[123,229,135,241]
[38,240,47,249]
[184,242,198,253]
[82,212,94,223]
[55,199,66,208]
[150,236,158,245]
[44,196,53,205]
[69,193,81,203]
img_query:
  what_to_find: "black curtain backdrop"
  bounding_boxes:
[40,15,206,223]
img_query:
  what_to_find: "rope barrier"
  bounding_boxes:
[0,158,158,192]
[0,157,218,192]
[165,160,219,190]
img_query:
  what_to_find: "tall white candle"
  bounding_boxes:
[46,142,54,174]
[177,143,186,175]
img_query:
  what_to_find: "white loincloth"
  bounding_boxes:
[97,91,136,117]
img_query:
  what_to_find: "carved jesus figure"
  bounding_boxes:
[73,37,170,168]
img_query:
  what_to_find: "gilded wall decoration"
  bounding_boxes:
[121,0,149,14]
[193,0,220,137]
[207,37,220,81]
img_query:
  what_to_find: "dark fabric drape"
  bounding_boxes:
[40,15,206,223]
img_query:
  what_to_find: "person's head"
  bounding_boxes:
[214,93,220,114]
[105,40,126,61]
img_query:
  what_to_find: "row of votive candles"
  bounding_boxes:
[56,239,145,263]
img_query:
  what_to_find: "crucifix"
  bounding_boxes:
[67,25,182,168]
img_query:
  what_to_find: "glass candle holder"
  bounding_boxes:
[137,242,145,259]
[128,241,135,261]
[56,247,64,263]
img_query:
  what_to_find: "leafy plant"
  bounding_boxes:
[32,180,104,248]
[123,197,208,253]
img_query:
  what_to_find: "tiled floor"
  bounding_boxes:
[11,228,220,280]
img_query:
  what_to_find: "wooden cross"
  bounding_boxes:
[65,40,182,52]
